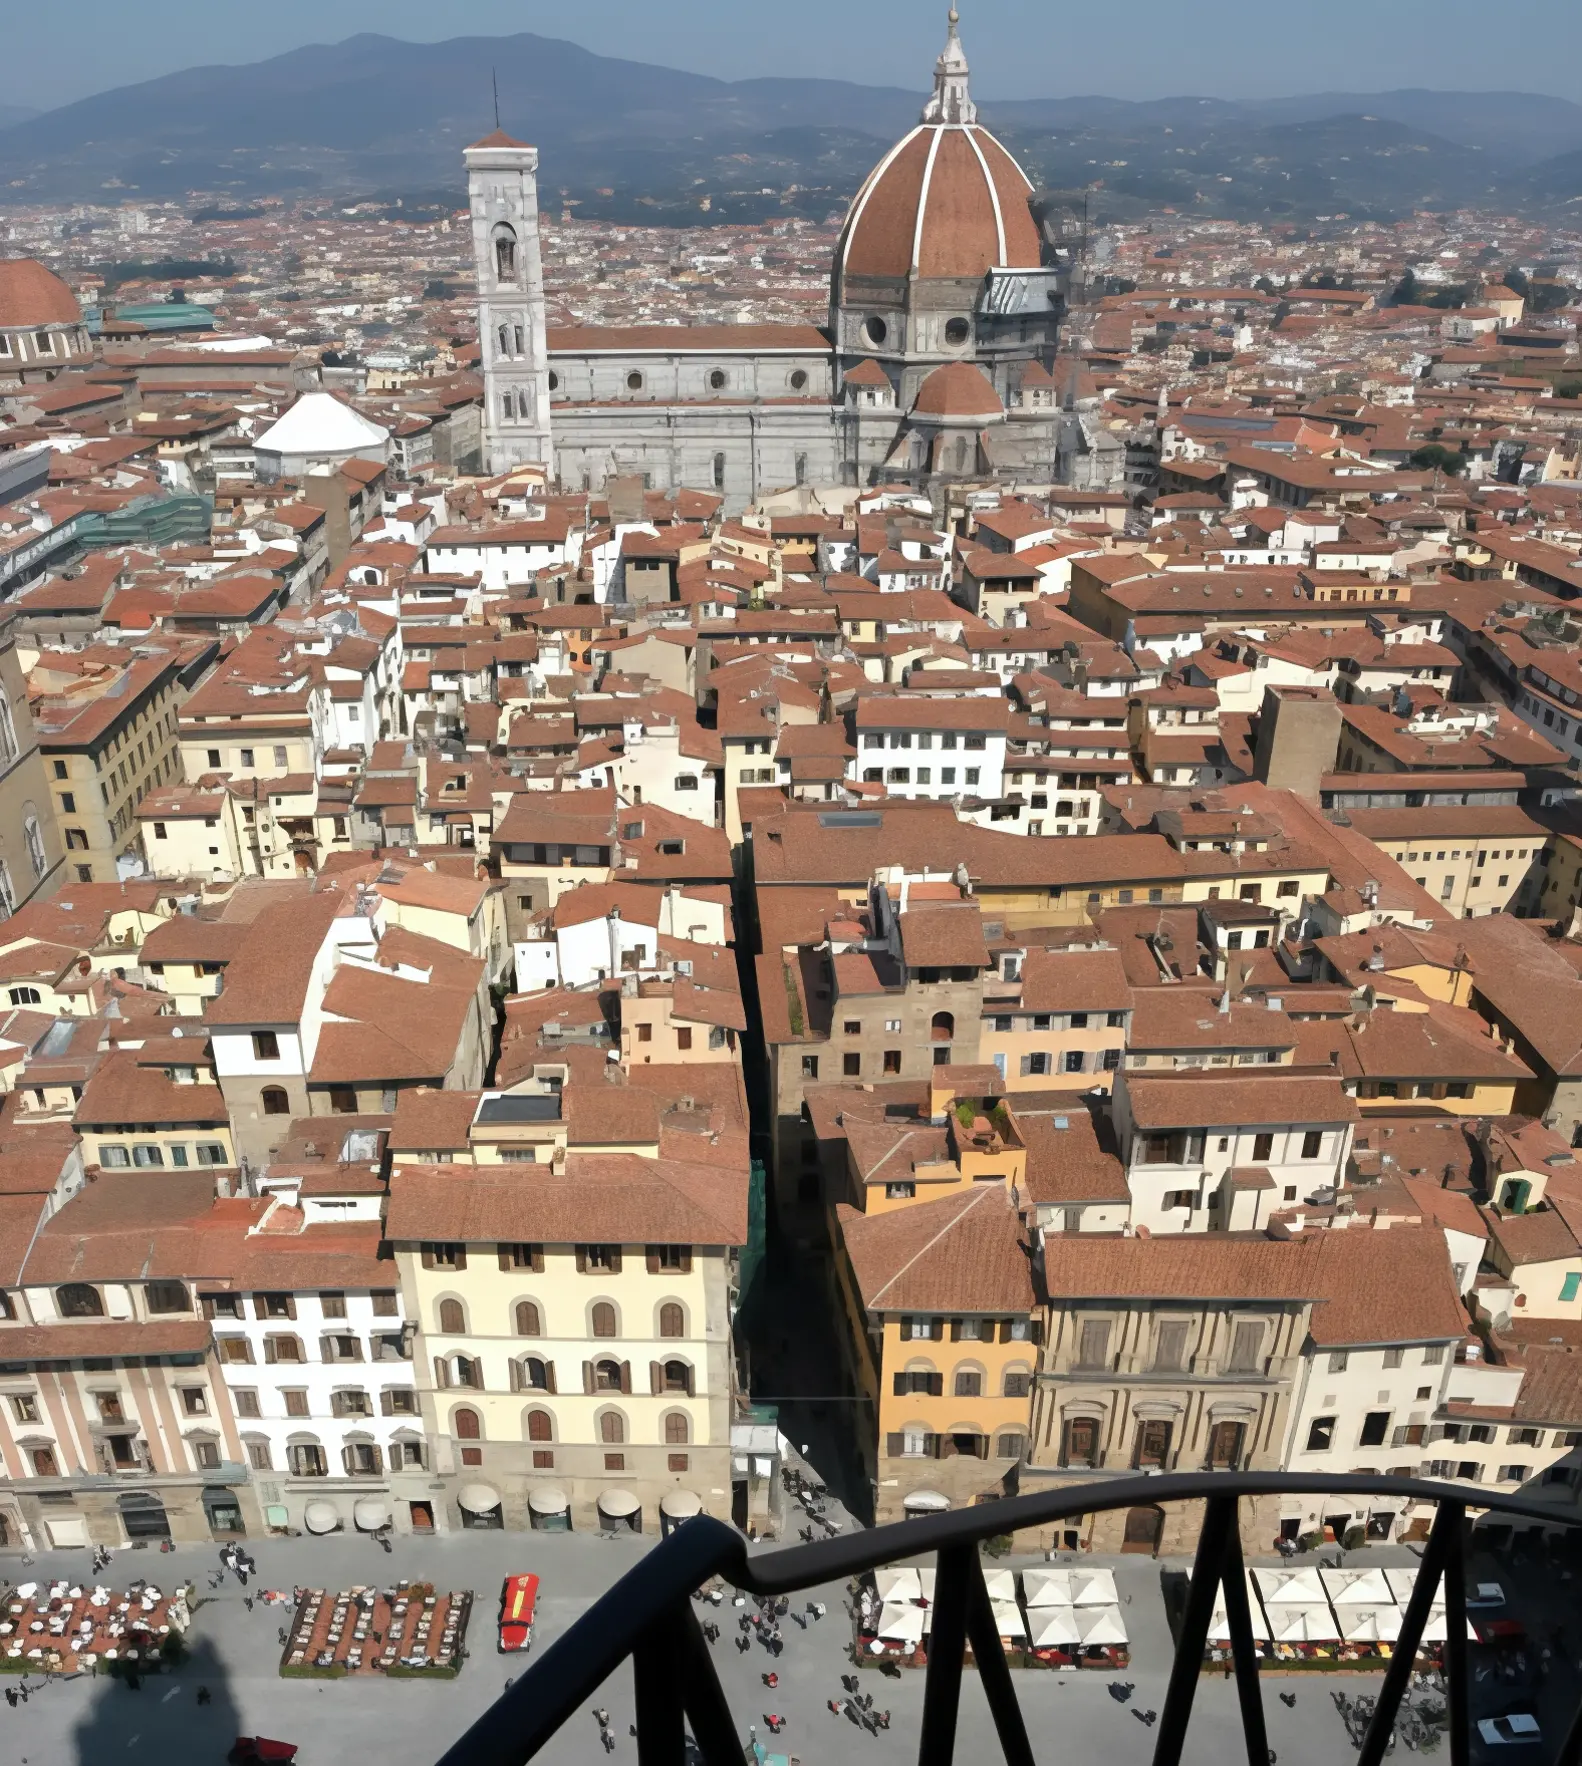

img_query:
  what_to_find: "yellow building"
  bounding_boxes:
[29,639,216,886]
[834,1184,1038,1521]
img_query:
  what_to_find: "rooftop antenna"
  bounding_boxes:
[492,67,500,131]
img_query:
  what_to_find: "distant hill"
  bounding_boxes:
[0,33,1576,224]
[0,103,37,130]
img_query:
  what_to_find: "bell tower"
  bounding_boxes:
[465,128,554,477]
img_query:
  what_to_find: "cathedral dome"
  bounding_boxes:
[0,259,80,330]
[835,13,1042,286]
[912,361,1003,422]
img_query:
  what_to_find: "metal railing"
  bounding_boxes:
[435,1471,1582,1766]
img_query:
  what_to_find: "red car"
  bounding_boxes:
[498,1573,540,1653]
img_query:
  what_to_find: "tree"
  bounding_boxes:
[1505,267,1531,298]
[1410,443,1464,477]
[1388,268,1420,308]
[1253,276,1279,297]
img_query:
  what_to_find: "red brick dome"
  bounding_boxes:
[0,259,80,329]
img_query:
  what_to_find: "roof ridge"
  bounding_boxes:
[869,1184,994,1309]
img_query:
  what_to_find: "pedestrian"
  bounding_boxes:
[4,1687,16,1708]
[196,1687,211,1707]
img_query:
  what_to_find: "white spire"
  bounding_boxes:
[922,6,976,125]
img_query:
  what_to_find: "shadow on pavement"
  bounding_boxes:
[70,1633,247,1766]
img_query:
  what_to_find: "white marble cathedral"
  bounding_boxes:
[467,10,1075,504]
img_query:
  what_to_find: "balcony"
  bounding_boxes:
[434,1471,1576,1766]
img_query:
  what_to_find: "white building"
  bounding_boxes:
[252,393,391,483]
[850,696,1011,802]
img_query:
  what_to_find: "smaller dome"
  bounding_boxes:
[0,259,80,330]
[844,359,892,388]
[913,362,1003,422]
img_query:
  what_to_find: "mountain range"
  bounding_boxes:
[2,32,1581,226]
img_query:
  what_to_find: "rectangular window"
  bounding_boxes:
[252,1031,280,1060]
[1306,1415,1336,1452]
[1252,1132,1275,1162]
[1301,1130,1323,1159]
[1227,1322,1263,1373]
[1359,1411,1390,1448]
[1154,1321,1189,1373]
[1077,1319,1111,1370]
[1563,1273,1581,1303]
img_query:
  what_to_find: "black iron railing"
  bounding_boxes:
[434,1472,1582,1766]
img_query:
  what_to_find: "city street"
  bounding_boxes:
[0,1525,1416,1766]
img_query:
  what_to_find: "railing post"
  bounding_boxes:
[1217,1511,1269,1766]
[962,1552,1036,1766]
[634,1617,686,1766]
[1443,1509,1470,1766]
[919,1544,974,1766]
[1358,1500,1460,1766]
[1152,1494,1236,1766]
[676,1604,745,1766]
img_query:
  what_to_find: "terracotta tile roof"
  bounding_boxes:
[204,891,345,1026]
[385,1153,748,1246]
[1124,1072,1358,1130]
[1018,946,1130,1014]
[0,258,79,327]
[838,1184,1036,1314]
[1016,1099,1128,1204]
[1307,1227,1467,1347]
[389,1086,481,1152]
[897,901,988,970]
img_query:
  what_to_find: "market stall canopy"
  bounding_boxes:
[302,1500,340,1535]
[1254,1567,1328,1607]
[660,1489,703,1519]
[1420,1610,1478,1643]
[1270,1606,1341,1645]
[990,1600,1027,1640]
[877,1602,928,1644]
[1208,1575,1270,1642]
[982,1568,1017,1603]
[528,1487,570,1514]
[1029,1606,1082,1648]
[1069,1568,1119,1607]
[875,1567,925,1603]
[1077,1605,1128,1647]
[1322,1567,1396,1608]
[598,1489,641,1518]
[902,1490,950,1512]
[1385,1568,1443,1609]
[352,1498,390,1532]
[458,1483,502,1514]
[1341,1608,1403,1643]
[1021,1567,1073,1608]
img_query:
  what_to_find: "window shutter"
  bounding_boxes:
[531,1245,545,1273]
[453,1247,467,1272]
[370,1443,383,1474]
[893,1372,907,1397]
[201,1296,216,1320]
[582,1360,594,1394]
[924,1432,940,1458]
[434,1356,450,1389]
[263,1338,278,1365]
[684,1365,695,1397]
[650,1361,663,1395]
[508,1359,522,1393]
[619,1360,632,1394]
[575,1246,588,1273]
[379,1389,394,1416]
[928,1371,944,1398]
[950,1319,963,1342]
[931,1318,945,1341]
[999,1319,1013,1344]
[646,1248,660,1275]
[422,1247,435,1270]
[886,1432,905,1459]
[679,1249,692,1275]
[610,1249,623,1275]
[497,1246,513,1272]
[545,1361,557,1396]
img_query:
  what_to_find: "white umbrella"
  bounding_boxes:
[1341,1607,1403,1643]
[876,1602,927,1645]
[917,1568,936,1603]
[1069,1567,1120,1606]
[990,1600,1027,1641]
[1419,1611,1477,1643]
[982,1568,1017,1603]
[1208,1576,1270,1643]
[875,1568,923,1603]
[1029,1607,1082,1648]
[1322,1567,1396,1608]
[1255,1567,1328,1607]
[1078,1605,1129,1647]
[1270,1606,1341,1645]
[1021,1568,1073,1608]
[1384,1567,1447,1611]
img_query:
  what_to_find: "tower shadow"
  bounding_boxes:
[70,1633,243,1766]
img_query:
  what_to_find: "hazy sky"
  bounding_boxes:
[6,0,1582,112]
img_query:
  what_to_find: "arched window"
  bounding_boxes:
[945,317,971,346]
[261,1086,290,1116]
[591,1301,617,1338]
[522,1356,551,1390]
[594,1358,623,1392]
[22,810,45,880]
[658,1302,685,1339]
[627,371,644,391]
[57,1283,102,1318]
[527,1408,553,1442]
[514,1300,541,1336]
[548,370,559,391]
[453,1406,481,1440]
[931,1011,954,1043]
[493,227,518,282]
[438,1297,466,1334]
[795,452,808,487]
[497,322,510,355]
[790,369,808,392]
[953,436,970,474]
[665,1412,689,1446]
[708,369,726,391]
[8,987,39,1006]
[713,452,726,491]
[600,1410,625,1444]
[663,1359,692,1394]
[501,389,516,421]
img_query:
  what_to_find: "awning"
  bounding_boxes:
[1077,1605,1129,1647]
[303,1500,341,1535]
[876,1601,927,1644]
[660,1489,703,1519]
[1030,1607,1081,1648]
[458,1483,501,1514]
[598,1488,640,1517]
[902,1489,949,1512]
[353,1498,390,1532]
[528,1485,570,1515]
